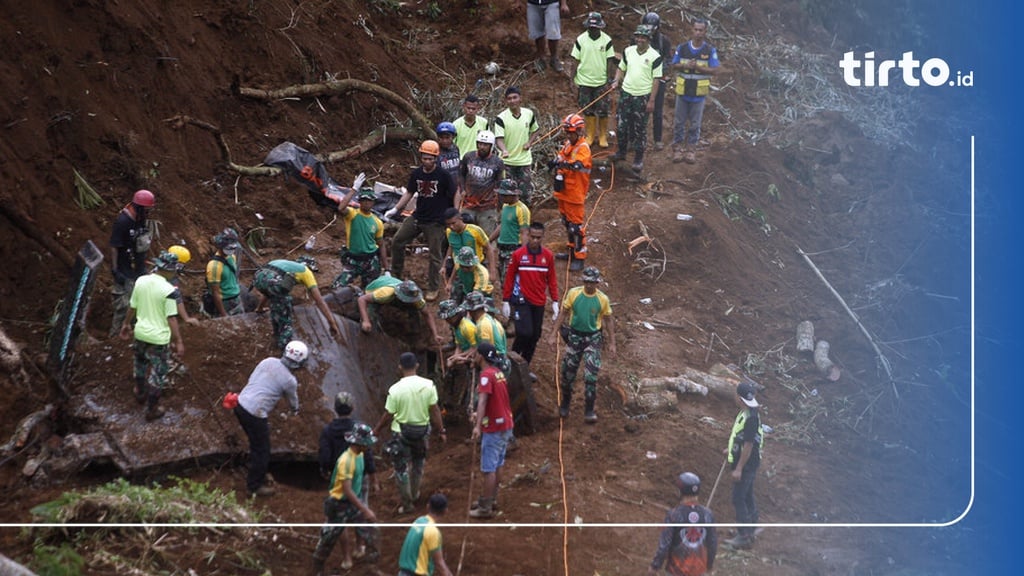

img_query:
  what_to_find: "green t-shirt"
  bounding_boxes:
[384,375,439,432]
[399,515,442,575]
[328,448,364,502]
[498,201,531,245]
[447,224,490,263]
[206,254,240,299]
[129,273,178,345]
[493,107,538,168]
[619,45,664,97]
[564,286,612,333]
[342,208,384,255]
[571,31,616,87]
[453,115,489,163]
[474,312,507,355]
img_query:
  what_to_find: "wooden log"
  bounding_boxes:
[814,340,842,381]
[796,320,815,352]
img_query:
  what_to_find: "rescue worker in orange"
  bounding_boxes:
[549,114,592,272]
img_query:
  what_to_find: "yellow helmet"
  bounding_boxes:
[167,245,191,265]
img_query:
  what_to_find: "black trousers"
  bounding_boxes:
[732,459,760,536]
[511,303,546,363]
[234,405,270,493]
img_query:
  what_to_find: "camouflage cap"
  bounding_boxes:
[295,255,319,272]
[357,187,376,200]
[464,290,487,311]
[213,231,239,250]
[584,11,606,29]
[395,279,422,304]
[153,251,179,271]
[497,179,520,196]
[634,24,654,37]
[344,422,377,447]
[456,246,479,267]
[581,266,603,283]
[437,299,463,320]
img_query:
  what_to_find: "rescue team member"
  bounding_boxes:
[356,276,444,345]
[331,184,389,291]
[467,342,514,519]
[611,25,664,174]
[547,266,616,423]
[722,380,764,550]
[501,222,559,364]
[671,18,721,164]
[253,256,341,350]
[549,113,592,272]
[234,340,307,497]
[398,493,454,576]
[488,179,531,291]
[109,189,156,336]
[570,11,617,148]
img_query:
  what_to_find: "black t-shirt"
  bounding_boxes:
[406,166,456,223]
[109,209,148,281]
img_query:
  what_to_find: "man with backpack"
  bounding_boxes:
[648,471,718,575]
[253,256,342,350]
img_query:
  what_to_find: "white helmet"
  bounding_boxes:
[283,341,309,365]
[476,130,495,145]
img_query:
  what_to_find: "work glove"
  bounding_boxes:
[384,208,399,221]
[352,171,366,191]
[547,158,560,170]
[501,302,511,318]
[551,301,560,321]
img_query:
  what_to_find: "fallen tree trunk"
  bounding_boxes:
[236,79,437,141]
[164,116,422,176]
[814,340,842,381]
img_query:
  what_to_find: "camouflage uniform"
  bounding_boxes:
[331,250,382,290]
[314,498,378,563]
[133,339,171,405]
[384,430,428,506]
[560,328,604,405]
[578,85,611,117]
[253,266,298,350]
[616,93,649,161]
[505,165,533,205]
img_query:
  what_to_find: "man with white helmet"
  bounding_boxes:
[109,189,156,336]
[234,340,309,497]
[458,128,505,235]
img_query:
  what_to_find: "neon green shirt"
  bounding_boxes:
[129,273,178,345]
[493,107,538,168]
[453,115,489,163]
[619,45,664,97]
[384,374,439,432]
[571,31,616,87]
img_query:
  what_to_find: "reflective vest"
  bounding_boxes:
[675,42,714,98]
[727,408,764,466]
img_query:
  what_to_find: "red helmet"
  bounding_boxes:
[562,114,585,133]
[132,189,156,207]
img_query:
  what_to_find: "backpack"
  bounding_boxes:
[668,505,710,576]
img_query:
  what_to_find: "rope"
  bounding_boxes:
[454,441,478,576]
[285,214,338,256]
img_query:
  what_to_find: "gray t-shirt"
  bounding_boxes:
[238,357,299,418]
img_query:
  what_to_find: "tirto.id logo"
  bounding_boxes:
[839,51,973,87]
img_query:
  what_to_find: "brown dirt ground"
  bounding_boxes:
[0,1,972,575]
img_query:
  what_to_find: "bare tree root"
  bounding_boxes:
[164,116,421,176]
[236,79,437,141]
[0,200,75,268]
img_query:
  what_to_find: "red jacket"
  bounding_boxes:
[503,245,559,306]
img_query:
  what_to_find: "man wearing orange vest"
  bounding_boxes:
[549,114,592,272]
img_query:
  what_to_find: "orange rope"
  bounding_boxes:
[555,159,617,576]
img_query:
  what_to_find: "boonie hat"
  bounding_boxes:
[497,179,520,196]
[358,187,376,200]
[295,255,319,272]
[584,11,606,29]
[437,299,463,320]
[456,246,479,267]
[581,266,603,283]
[395,280,422,304]
[153,251,179,271]
[345,423,377,447]
[464,290,487,311]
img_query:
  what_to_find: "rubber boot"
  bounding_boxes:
[583,392,598,424]
[145,393,165,421]
[597,117,610,148]
[559,388,572,418]
[410,469,423,503]
[584,116,597,146]
[469,497,495,518]
[568,254,584,271]
[396,476,414,513]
